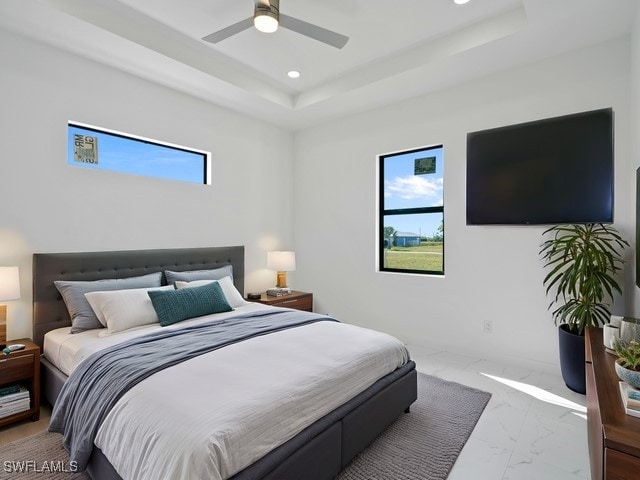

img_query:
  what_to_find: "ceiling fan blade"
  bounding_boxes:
[280,13,348,49]
[202,17,253,44]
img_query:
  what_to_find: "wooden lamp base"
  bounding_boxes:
[275,271,288,288]
[0,304,6,348]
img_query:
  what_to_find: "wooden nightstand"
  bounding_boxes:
[249,291,313,312]
[0,338,40,427]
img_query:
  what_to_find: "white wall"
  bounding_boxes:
[293,37,633,370]
[0,28,294,341]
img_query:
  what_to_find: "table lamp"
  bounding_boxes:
[0,266,20,349]
[267,251,296,288]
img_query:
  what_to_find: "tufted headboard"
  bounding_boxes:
[32,246,245,348]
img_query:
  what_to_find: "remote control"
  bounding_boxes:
[2,344,25,355]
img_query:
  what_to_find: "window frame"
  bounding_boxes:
[378,145,445,276]
[68,121,211,185]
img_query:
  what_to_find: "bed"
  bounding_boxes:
[33,246,417,480]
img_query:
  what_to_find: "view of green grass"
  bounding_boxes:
[383,243,443,271]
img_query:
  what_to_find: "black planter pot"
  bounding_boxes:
[558,324,586,394]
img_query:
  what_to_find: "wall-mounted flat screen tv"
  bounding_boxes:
[466,108,613,225]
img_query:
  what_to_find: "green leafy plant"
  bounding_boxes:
[614,340,640,371]
[540,223,628,335]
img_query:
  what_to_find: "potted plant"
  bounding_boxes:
[614,339,640,389]
[540,223,628,394]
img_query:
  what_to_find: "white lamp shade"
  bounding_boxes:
[0,266,20,301]
[267,251,296,272]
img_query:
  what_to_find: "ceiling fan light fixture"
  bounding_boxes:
[202,0,348,48]
[254,12,278,33]
[454,0,471,4]
[254,3,279,33]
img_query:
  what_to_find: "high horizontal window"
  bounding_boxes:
[67,122,211,185]
[379,145,444,275]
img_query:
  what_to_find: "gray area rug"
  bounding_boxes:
[337,373,491,480]
[0,373,490,480]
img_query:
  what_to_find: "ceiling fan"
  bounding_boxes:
[202,0,349,49]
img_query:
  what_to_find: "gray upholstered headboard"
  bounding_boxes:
[32,246,245,348]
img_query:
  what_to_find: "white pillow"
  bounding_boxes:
[85,286,174,335]
[174,276,248,308]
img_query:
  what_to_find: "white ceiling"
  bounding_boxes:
[0,0,637,130]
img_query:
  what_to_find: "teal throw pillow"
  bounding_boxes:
[148,281,233,327]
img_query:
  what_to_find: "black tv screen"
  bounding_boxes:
[466,108,613,225]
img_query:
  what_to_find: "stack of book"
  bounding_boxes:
[266,287,291,297]
[0,385,30,419]
[619,381,640,418]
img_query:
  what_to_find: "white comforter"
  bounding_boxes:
[81,306,409,480]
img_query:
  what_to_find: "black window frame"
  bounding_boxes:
[378,145,444,275]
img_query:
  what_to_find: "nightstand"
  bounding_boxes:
[0,338,40,427]
[249,291,313,312]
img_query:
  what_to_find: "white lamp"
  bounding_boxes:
[267,251,296,288]
[0,267,20,348]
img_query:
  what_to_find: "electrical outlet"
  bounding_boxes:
[484,320,493,334]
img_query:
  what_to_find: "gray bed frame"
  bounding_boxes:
[33,246,417,480]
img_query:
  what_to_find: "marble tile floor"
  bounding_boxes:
[407,343,589,480]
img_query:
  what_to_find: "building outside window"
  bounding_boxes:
[379,145,444,275]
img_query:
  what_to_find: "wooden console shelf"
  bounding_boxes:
[586,327,640,480]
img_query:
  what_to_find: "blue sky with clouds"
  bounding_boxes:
[383,146,443,238]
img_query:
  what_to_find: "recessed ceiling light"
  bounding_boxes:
[454,0,471,4]
[287,70,301,79]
